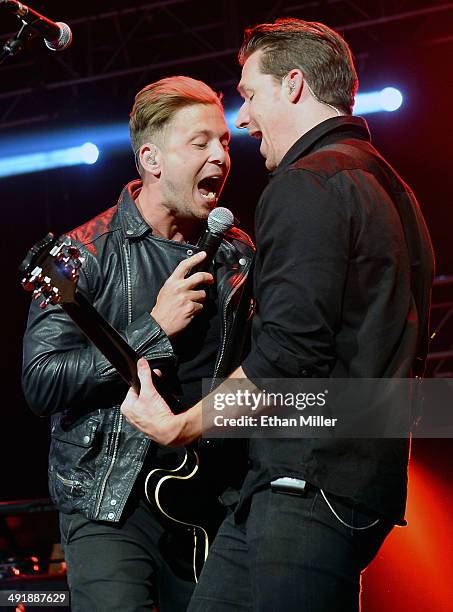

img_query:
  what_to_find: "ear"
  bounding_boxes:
[139,144,161,177]
[286,69,304,102]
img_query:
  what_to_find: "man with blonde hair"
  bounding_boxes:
[22,75,254,611]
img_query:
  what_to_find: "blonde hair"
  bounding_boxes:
[129,76,224,152]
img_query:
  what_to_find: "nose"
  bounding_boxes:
[235,102,249,129]
[209,140,230,169]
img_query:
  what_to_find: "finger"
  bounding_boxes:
[172,251,207,279]
[120,386,137,418]
[184,271,214,288]
[136,358,157,400]
[188,302,204,317]
[188,289,207,302]
[121,386,137,410]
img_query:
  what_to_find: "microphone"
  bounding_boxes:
[191,207,235,275]
[1,0,72,51]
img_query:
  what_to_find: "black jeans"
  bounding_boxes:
[188,486,393,612]
[60,498,195,612]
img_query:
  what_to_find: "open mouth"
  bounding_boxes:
[250,130,262,140]
[197,176,222,203]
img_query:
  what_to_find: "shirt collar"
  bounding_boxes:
[118,180,152,239]
[270,116,371,178]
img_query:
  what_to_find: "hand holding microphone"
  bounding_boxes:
[190,206,235,274]
[151,251,213,339]
[151,207,234,338]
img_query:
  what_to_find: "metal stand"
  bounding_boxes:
[0,22,36,65]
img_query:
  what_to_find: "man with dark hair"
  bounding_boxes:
[22,75,254,612]
[121,19,434,611]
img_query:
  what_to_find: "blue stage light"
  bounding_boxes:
[226,87,404,134]
[80,142,100,165]
[0,142,100,178]
[353,87,403,115]
[0,124,129,158]
[0,87,405,177]
[379,87,403,112]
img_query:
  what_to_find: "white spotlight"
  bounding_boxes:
[379,87,403,112]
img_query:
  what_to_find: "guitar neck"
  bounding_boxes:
[63,290,140,392]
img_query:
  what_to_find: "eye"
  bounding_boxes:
[249,93,254,101]
[193,141,208,149]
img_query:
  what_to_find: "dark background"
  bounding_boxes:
[1,2,453,609]
[0,0,452,518]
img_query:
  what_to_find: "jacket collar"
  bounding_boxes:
[117,180,152,239]
[270,116,371,178]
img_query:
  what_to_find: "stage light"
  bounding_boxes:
[226,87,404,134]
[353,87,403,115]
[0,86,404,177]
[379,87,403,112]
[0,124,129,158]
[80,142,100,165]
[0,142,100,178]
[362,459,453,611]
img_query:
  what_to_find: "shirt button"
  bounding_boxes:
[110,499,117,506]
[82,435,90,444]
[107,512,115,520]
[186,249,194,256]
[239,258,246,266]
[126,229,134,236]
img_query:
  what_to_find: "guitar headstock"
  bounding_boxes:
[20,233,83,309]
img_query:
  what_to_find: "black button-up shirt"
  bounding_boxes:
[240,116,434,523]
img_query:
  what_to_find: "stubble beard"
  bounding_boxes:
[163,177,208,221]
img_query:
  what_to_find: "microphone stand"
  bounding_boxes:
[0,22,37,65]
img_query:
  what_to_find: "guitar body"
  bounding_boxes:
[144,446,226,579]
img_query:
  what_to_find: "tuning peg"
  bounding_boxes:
[22,278,35,292]
[68,246,80,258]
[30,273,43,286]
[37,287,60,308]
[41,276,52,290]
[39,296,54,309]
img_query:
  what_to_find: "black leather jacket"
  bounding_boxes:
[22,181,254,522]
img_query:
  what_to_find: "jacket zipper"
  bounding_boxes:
[94,242,133,518]
[56,472,83,494]
[97,239,173,378]
[210,257,252,391]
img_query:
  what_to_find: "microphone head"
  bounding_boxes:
[45,22,72,51]
[207,207,234,234]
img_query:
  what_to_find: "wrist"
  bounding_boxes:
[177,406,202,445]
[150,310,172,338]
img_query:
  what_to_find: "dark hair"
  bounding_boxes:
[238,18,358,114]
